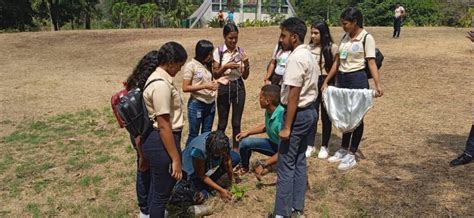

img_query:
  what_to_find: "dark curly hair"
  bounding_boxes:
[205,131,230,158]
[125,42,188,91]
[126,50,159,91]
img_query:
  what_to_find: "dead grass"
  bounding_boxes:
[0,26,473,216]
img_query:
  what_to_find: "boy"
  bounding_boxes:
[235,84,283,177]
[273,17,318,217]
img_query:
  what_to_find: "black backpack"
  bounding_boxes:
[362,33,384,79]
[116,79,163,139]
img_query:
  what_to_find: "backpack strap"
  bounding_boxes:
[218,45,224,67]
[362,33,369,59]
[143,78,164,91]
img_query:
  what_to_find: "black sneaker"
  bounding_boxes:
[450,153,473,166]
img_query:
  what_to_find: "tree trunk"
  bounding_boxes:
[85,13,91,29]
[46,0,59,31]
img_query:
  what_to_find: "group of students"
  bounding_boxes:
[123,6,384,218]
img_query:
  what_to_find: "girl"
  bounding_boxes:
[182,40,219,147]
[321,7,384,171]
[305,20,338,159]
[263,41,290,86]
[212,23,250,150]
[182,131,240,202]
[142,42,187,217]
[124,50,159,217]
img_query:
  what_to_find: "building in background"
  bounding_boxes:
[188,0,296,28]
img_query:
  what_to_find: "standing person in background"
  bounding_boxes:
[123,50,160,218]
[272,17,318,218]
[263,41,291,87]
[212,23,250,150]
[305,20,338,159]
[142,42,187,218]
[393,2,405,38]
[321,7,384,171]
[218,10,225,27]
[227,8,235,25]
[182,40,218,147]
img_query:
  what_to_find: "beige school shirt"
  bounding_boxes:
[338,29,376,73]
[143,67,184,130]
[182,59,216,104]
[308,43,338,75]
[280,44,318,108]
[213,44,243,81]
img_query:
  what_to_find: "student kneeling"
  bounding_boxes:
[182,131,240,201]
[236,85,283,178]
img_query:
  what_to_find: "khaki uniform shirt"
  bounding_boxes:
[213,44,244,81]
[338,29,376,73]
[143,67,184,130]
[308,43,338,75]
[280,44,318,108]
[182,59,216,104]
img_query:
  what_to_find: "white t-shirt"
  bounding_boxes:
[394,6,405,18]
[272,45,291,76]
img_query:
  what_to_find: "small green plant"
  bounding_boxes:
[230,184,247,201]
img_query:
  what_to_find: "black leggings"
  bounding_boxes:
[217,79,245,148]
[314,75,333,147]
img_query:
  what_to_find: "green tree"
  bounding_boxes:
[0,0,36,31]
[112,1,129,28]
[358,0,392,26]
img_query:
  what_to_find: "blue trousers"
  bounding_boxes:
[143,130,182,218]
[274,106,316,216]
[337,70,369,153]
[130,135,151,215]
[239,137,278,169]
[185,98,215,147]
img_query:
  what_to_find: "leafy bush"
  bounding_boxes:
[207,17,221,28]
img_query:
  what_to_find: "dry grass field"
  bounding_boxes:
[0,26,473,217]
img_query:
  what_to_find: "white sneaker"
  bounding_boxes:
[305,146,316,158]
[337,153,357,170]
[317,146,329,159]
[139,211,149,218]
[328,149,347,163]
[188,205,213,217]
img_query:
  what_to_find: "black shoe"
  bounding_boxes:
[450,153,473,166]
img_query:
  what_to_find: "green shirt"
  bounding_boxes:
[265,105,284,145]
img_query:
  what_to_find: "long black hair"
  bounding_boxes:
[126,50,159,91]
[340,7,364,28]
[311,20,335,72]
[125,42,187,91]
[195,40,214,70]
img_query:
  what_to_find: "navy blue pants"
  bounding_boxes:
[465,125,474,156]
[337,70,369,153]
[143,130,182,218]
[274,106,316,216]
[130,135,151,215]
[393,17,402,38]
